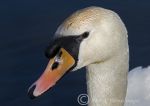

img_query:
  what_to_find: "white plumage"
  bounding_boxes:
[49,6,150,106]
[125,66,150,106]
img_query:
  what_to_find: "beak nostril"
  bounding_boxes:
[52,62,59,70]
[28,84,36,99]
[51,50,63,70]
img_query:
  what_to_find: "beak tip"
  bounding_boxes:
[28,84,36,99]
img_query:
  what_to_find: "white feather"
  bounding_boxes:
[55,6,150,106]
[125,66,150,106]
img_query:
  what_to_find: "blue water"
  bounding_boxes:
[0,0,150,106]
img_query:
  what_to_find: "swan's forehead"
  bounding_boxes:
[55,7,105,36]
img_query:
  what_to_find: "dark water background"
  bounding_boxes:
[0,0,150,106]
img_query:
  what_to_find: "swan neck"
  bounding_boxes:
[86,54,129,106]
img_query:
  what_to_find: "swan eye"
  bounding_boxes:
[82,31,89,38]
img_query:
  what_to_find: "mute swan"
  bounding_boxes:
[28,6,150,106]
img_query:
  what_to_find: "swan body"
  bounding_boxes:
[28,6,150,106]
[125,66,150,106]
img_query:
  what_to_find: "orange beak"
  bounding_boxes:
[28,48,75,98]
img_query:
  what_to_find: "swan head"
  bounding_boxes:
[28,6,128,99]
